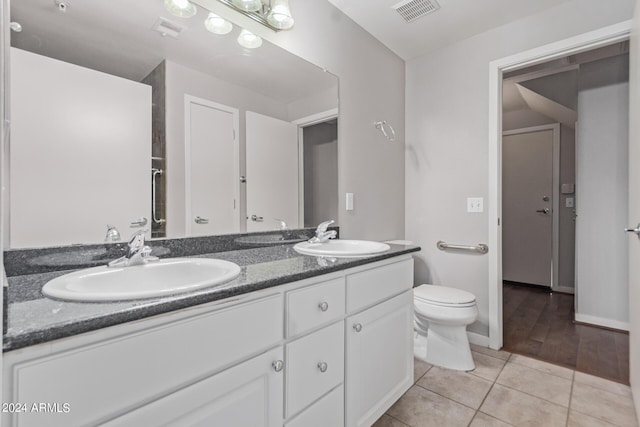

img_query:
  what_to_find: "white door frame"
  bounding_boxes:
[292,108,339,227]
[487,21,631,350]
[184,95,240,235]
[503,124,561,291]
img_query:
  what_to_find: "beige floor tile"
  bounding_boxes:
[568,411,619,427]
[414,357,432,383]
[480,384,568,427]
[571,382,639,427]
[471,344,512,361]
[574,371,633,397]
[497,362,572,407]
[387,385,476,427]
[469,351,507,382]
[470,412,515,427]
[509,354,574,380]
[372,414,411,427]
[417,366,493,409]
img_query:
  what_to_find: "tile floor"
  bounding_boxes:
[373,344,639,427]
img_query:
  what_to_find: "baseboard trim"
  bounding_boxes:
[553,286,575,294]
[467,331,490,347]
[575,313,629,332]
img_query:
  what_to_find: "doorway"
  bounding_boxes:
[487,22,632,350]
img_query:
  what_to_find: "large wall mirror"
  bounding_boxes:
[9,0,338,248]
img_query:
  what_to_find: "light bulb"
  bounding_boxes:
[164,0,197,18]
[237,29,262,49]
[205,13,233,35]
[267,0,294,30]
[231,0,263,12]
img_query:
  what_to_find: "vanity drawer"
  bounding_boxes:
[346,258,413,313]
[286,278,345,337]
[9,294,283,427]
[285,321,344,418]
[285,385,344,427]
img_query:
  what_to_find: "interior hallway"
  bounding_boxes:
[503,282,630,385]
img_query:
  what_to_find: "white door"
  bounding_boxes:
[345,291,413,427]
[502,128,555,287]
[627,5,640,411]
[246,111,299,232]
[185,96,239,236]
[575,65,629,328]
[103,347,284,427]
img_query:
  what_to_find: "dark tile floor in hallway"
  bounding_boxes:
[502,282,630,384]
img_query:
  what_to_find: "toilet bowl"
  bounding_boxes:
[413,284,478,371]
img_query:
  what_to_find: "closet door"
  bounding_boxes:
[246,111,299,231]
[185,96,239,236]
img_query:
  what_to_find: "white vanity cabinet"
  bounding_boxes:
[3,255,415,427]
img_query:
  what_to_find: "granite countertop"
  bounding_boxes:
[4,242,420,352]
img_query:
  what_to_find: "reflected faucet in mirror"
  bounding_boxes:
[104,225,121,243]
[108,229,158,268]
[308,220,337,243]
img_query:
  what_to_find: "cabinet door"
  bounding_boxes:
[103,347,284,427]
[345,291,413,427]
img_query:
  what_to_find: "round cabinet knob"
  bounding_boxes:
[272,360,284,372]
[318,301,329,312]
[353,323,363,333]
[317,361,328,373]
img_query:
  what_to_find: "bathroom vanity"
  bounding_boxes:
[2,239,419,427]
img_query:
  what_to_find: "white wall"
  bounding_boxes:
[406,0,635,336]
[165,60,289,237]
[287,86,338,123]
[10,48,151,248]
[628,0,640,415]
[575,56,629,329]
[196,0,406,241]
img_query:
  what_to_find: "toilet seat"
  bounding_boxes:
[414,285,476,308]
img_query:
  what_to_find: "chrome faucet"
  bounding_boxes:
[308,220,337,244]
[104,224,121,243]
[108,229,158,267]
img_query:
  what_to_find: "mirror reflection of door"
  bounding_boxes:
[246,111,299,232]
[185,96,240,237]
[502,126,556,287]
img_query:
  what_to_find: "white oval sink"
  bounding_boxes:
[293,240,390,257]
[42,258,241,302]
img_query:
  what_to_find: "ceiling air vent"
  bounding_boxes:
[392,0,440,23]
[152,17,186,38]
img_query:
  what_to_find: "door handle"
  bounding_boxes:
[194,216,209,225]
[625,223,640,237]
[536,208,550,214]
[251,214,264,222]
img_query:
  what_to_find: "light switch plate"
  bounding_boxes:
[346,193,354,211]
[467,197,483,213]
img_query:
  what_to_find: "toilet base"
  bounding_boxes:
[414,324,475,371]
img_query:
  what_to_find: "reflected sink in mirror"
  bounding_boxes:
[293,240,391,258]
[42,258,241,302]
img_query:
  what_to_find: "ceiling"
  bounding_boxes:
[327,0,574,60]
[10,0,337,104]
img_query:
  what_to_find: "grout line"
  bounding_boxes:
[384,412,411,427]
[470,352,512,426]
[565,370,575,427]
[412,382,480,412]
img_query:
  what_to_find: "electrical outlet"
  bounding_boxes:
[467,197,483,213]
[346,193,354,211]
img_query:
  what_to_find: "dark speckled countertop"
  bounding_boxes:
[4,239,420,352]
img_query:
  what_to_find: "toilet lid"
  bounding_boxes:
[414,285,476,305]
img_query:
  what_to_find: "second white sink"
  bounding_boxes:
[293,240,390,258]
[42,258,241,302]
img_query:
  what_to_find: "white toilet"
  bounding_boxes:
[413,284,478,371]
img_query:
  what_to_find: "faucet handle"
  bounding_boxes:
[316,220,335,233]
[104,224,121,243]
[128,229,148,248]
[275,219,288,230]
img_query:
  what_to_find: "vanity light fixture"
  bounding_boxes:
[205,12,233,34]
[231,0,263,12]
[215,0,295,31]
[237,29,263,48]
[266,0,294,30]
[164,0,197,18]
